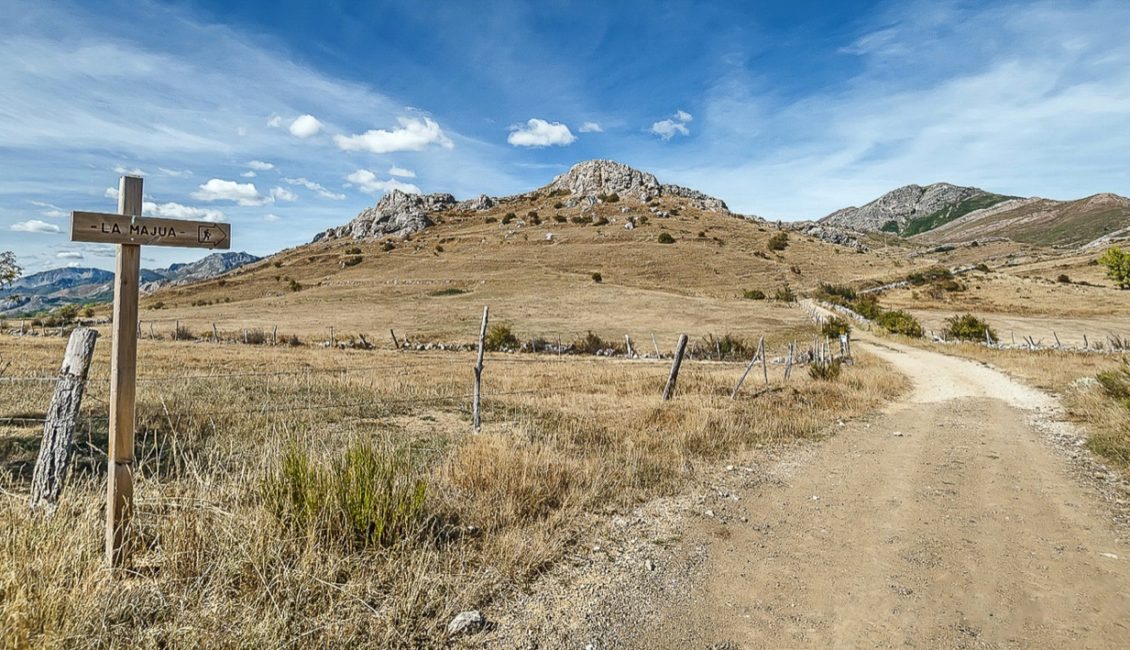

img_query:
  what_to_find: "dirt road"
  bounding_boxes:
[637,335,1130,649]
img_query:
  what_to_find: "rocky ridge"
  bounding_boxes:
[820,183,989,233]
[314,160,731,243]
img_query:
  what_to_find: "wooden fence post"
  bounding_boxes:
[390,328,400,349]
[625,335,634,359]
[731,339,760,399]
[1053,331,1062,350]
[272,325,278,346]
[760,337,768,385]
[662,334,689,401]
[330,327,335,348]
[651,333,661,358]
[212,323,219,343]
[472,306,489,431]
[29,328,99,514]
[784,342,794,381]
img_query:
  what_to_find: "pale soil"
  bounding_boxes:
[490,328,1130,649]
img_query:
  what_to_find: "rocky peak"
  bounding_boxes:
[314,190,457,242]
[820,182,987,232]
[546,159,728,212]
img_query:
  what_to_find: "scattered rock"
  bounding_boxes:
[447,610,486,637]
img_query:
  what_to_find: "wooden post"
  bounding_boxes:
[29,328,99,514]
[625,335,634,359]
[472,306,489,431]
[1084,333,1089,350]
[390,328,400,349]
[1053,331,1062,350]
[662,334,689,401]
[760,337,769,385]
[147,321,154,339]
[784,342,794,381]
[330,326,335,348]
[731,340,760,399]
[106,175,142,568]
[212,323,219,343]
[985,329,992,346]
[175,320,180,341]
[272,325,278,346]
[651,332,661,358]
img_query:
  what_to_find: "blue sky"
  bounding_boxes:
[3,0,1129,273]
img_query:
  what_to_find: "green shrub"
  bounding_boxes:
[553,214,567,223]
[821,317,851,338]
[261,440,428,549]
[907,267,953,285]
[597,192,620,203]
[501,212,516,225]
[288,279,303,292]
[1057,274,1071,283]
[657,232,676,244]
[485,324,520,351]
[553,201,564,209]
[571,215,592,225]
[1099,246,1130,289]
[767,232,789,251]
[572,330,617,355]
[344,246,362,255]
[82,307,95,319]
[943,313,996,341]
[591,272,603,283]
[852,294,883,320]
[874,309,923,337]
[1096,361,1130,403]
[428,287,468,297]
[815,283,857,303]
[697,333,752,361]
[148,301,166,311]
[484,216,497,224]
[381,241,395,252]
[774,285,796,302]
[342,255,362,267]
[809,359,842,381]
[743,289,766,300]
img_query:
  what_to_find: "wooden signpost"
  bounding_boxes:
[71,175,231,568]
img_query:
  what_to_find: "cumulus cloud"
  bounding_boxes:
[346,169,421,195]
[247,160,275,171]
[11,219,62,233]
[650,110,693,140]
[158,167,193,177]
[191,178,269,206]
[289,114,322,138]
[241,171,256,178]
[388,166,416,178]
[143,200,225,222]
[578,121,603,133]
[56,251,83,259]
[507,118,576,147]
[113,165,146,176]
[283,177,346,200]
[104,187,119,200]
[334,116,453,154]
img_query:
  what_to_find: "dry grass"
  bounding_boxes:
[0,332,905,647]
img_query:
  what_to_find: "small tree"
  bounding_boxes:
[0,251,20,288]
[1098,246,1130,289]
[943,314,996,342]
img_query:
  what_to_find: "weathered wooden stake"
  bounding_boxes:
[106,175,142,568]
[1053,331,1062,349]
[662,334,689,401]
[390,328,400,349]
[175,320,180,341]
[148,321,155,339]
[784,342,795,381]
[760,336,768,385]
[651,332,661,358]
[625,335,634,359]
[29,328,99,514]
[472,306,489,431]
[330,326,335,348]
[272,325,278,346]
[1084,333,1089,349]
[212,323,219,343]
[731,340,760,399]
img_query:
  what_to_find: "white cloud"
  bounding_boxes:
[263,213,281,222]
[191,178,269,206]
[578,121,603,133]
[334,116,454,154]
[247,160,274,171]
[143,200,225,222]
[283,177,346,200]
[650,110,693,140]
[11,219,62,233]
[56,251,83,259]
[30,200,66,218]
[507,118,576,147]
[158,167,193,177]
[104,187,119,200]
[241,171,256,178]
[346,169,421,195]
[388,166,416,178]
[269,186,297,202]
[113,165,146,176]
[266,114,284,128]
[289,114,322,138]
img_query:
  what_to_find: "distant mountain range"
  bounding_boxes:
[819,183,1130,248]
[0,251,259,316]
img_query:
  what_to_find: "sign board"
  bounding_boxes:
[71,211,230,249]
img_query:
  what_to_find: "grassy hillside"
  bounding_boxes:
[900,192,1016,236]
[916,194,1130,247]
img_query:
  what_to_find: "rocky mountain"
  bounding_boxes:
[314,160,730,243]
[0,251,260,316]
[820,183,1016,236]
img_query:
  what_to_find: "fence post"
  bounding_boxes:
[330,327,335,348]
[390,328,400,349]
[662,334,689,401]
[272,325,278,346]
[784,342,794,381]
[760,337,769,384]
[212,323,219,343]
[731,338,760,399]
[29,328,99,514]
[625,335,634,359]
[472,306,489,431]
[651,332,661,358]
[1084,333,1089,350]
[1053,331,1062,350]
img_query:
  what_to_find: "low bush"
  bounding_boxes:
[591,272,603,283]
[907,267,953,285]
[571,330,619,355]
[874,309,923,337]
[815,283,857,303]
[1096,361,1130,404]
[592,216,609,227]
[381,241,395,252]
[342,255,362,267]
[743,289,766,300]
[767,232,789,251]
[148,301,166,311]
[288,279,303,292]
[657,232,676,244]
[344,246,362,255]
[696,333,752,361]
[485,324,520,351]
[553,214,567,223]
[821,317,851,338]
[1057,274,1071,283]
[597,192,620,203]
[428,287,468,297]
[943,313,996,341]
[774,285,796,302]
[570,215,592,225]
[173,324,194,341]
[501,212,516,225]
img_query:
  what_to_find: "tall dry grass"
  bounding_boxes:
[1,336,904,647]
